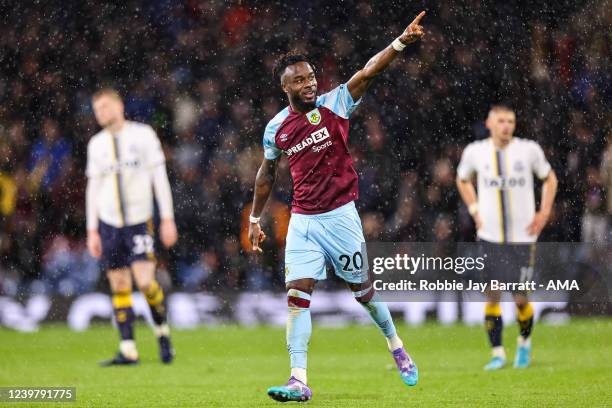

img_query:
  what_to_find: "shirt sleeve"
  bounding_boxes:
[145,127,166,168]
[85,138,101,229]
[85,139,101,178]
[457,144,476,180]
[316,83,361,119]
[530,142,552,179]
[86,176,101,230]
[152,164,174,219]
[263,121,282,160]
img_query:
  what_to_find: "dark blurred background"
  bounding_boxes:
[0,0,610,297]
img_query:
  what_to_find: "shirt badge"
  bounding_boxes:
[514,161,525,172]
[306,108,321,125]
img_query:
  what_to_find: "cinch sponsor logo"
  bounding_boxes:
[285,127,330,157]
[484,176,527,189]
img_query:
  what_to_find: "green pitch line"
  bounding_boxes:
[0,319,611,407]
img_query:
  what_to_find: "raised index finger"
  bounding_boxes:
[410,11,426,26]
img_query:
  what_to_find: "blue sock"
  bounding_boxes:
[354,287,397,338]
[286,289,312,369]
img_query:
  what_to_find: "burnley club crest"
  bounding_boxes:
[307,108,321,125]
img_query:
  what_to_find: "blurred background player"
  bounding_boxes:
[86,89,178,365]
[248,11,426,403]
[456,105,558,370]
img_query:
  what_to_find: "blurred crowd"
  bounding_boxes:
[0,0,610,296]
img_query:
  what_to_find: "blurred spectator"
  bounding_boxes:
[0,139,17,218]
[28,118,71,192]
[172,160,208,289]
[581,167,607,242]
[38,235,99,296]
[601,133,612,241]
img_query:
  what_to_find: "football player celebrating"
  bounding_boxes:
[248,11,426,402]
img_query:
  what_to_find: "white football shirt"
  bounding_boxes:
[457,137,551,243]
[86,121,166,228]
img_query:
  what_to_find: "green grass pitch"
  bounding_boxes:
[1,319,611,407]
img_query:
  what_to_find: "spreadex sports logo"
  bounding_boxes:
[285,127,331,157]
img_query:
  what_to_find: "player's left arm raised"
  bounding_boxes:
[347,11,425,101]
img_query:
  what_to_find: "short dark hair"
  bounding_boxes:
[272,51,313,82]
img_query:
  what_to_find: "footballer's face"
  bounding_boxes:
[282,62,317,110]
[92,94,125,128]
[486,109,516,142]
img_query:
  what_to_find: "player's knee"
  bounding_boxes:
[107,270,132,291]
[287,288,311,309]
[353,286,374,303]
[485,301,501,311]
[486,290,502,303]
[285,279,315,295]
[110,279,131,293]
[133,273,155,293]
[349,281,374,303]
[136,280,153,294]
[514,293,529,307]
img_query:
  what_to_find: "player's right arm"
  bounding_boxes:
[456,144,482,230]
[456,178,482,230]
[248,158,278,252]
[85,139,102,259]
[249,114,285,252]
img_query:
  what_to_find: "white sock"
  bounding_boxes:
[291,367,307,384]
[119,340,138,360]
[492,346,506,359]
[153,323,170,337]
[386,333,403,351]
[518,336,531,348]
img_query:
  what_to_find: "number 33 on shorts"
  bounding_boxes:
[132,234,154,256]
